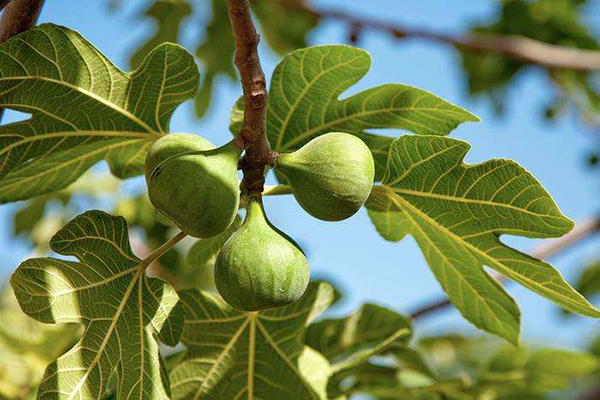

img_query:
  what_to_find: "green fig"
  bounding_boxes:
[215,196,310,311]
[274,132,375,221]
[145,133,241,238]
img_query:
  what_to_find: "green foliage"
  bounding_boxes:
[0,3,598,396]
[460,0,600,123]
[0,24,198,203]
[130,0,192,70]
[305,303,412,374]
[0,288,79,399]
[366,135,599,342]
[231,45,479,180]
[10,211,184,399]
[170,282,334,399]
[342,335,600,399]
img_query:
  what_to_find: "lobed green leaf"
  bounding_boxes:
[0,24,198,202]
[10,210,184,399]
[367,134,599,343]
[232,45,479,180]
[170,282,335,400]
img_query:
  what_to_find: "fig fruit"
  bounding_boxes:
[145,133,241,238]
[274,132,375,221]
[215,196,310,311]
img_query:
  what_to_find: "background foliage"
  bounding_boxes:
[0,0,598,399]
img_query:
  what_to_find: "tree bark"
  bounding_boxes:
[226,0,275,194]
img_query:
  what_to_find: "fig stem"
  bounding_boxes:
[262,185,293,196]
[139,230,187,270]
[226,0,273,194]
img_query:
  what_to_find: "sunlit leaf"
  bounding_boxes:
[367,134,599,342]
[231,45,478,180]
[169,282,335,399]
[0,24,198,202]
[10,210,184,399]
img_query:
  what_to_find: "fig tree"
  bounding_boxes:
[274,132,375,221]
[145,133,241,238]
[215,196,310,311]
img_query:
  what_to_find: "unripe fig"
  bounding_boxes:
[274,132,375,221]
[145,133,241,238]
[215,196,310,311]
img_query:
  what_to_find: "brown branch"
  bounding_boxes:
[0,0,13,12]
[0,0,45,122]
[283,1,600,72]
[226,0,274,194]
[410,215,600,320]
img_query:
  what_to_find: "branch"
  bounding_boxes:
[0,0,45,122]
[284,1,600,71]
[0,0,12,12]
[409,215,600,320]
[226,0,274,194]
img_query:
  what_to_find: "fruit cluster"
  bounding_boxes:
[145,132,375,311]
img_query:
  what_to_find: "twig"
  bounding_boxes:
[0,0,45,122]
[0,0,13,12]
[226,0,274,194]
[139,230,187,270]
[283,1,600,72]
[129,232,182,290]
[262,184,292,196]
[410,215,600,320]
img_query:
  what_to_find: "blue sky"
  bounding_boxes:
[1,0,598,348]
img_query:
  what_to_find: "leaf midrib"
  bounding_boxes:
[389,193,517,341]
[274,52,365,149]
[65,266,143,399]
[0,75,157,133]
[280,106,468,151]
[390,187,564,221]
[0,138,147,192]
[390,191,600,317]
[0,130,155,160]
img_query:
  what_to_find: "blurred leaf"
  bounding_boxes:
[231,45,479,180]
[573,261,600,302]
[481,345,599,394]
[12,171,120,240]
[367,135,598,343]
[194,0,236,117]
[306,303,412,373]
[10,211,184,399]
[130,0,192,69]
[526,348,599,391]
[0,287,79,399]
[0,24,198,202]
[459,0,600,123]
[186,214,241,269]
[13,197,51,236]
[169,282,334,399]
[253,0,319,55]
